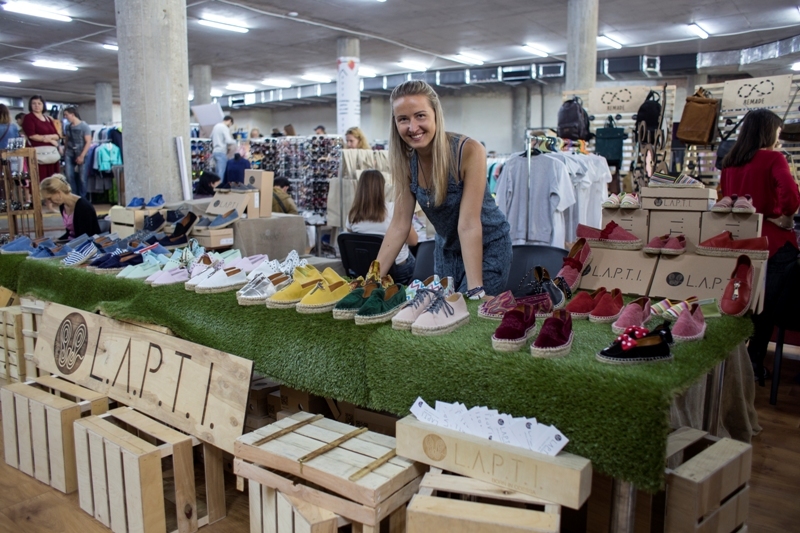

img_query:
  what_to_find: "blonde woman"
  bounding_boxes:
[345,126,371,150]
[375,80,511,297]
[41,174,100,240]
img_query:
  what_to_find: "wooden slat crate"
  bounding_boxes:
[1,376,108,493]
[20,297,45,379]
[234,411,425,532]
[74,406,227,533]
[1,306,24,382]
[407,469,562,533]
[248,482,352,533]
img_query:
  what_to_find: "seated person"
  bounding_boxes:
[272,177,298,215]
[347,170,417,284]
[195,171,221,197]
[41,174,100,241]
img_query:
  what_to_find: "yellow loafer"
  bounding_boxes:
[296,280,352,314]
[265,277,321,309]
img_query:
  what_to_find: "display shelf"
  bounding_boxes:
[0,147,44,239]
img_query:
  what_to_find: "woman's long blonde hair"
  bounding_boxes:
[345,126,371,149]
[41,174,72,196]
[389,80,453,207]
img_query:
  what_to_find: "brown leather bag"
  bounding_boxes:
[676,88,720,146]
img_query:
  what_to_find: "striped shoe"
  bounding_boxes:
[61,240,98,267]
[650,298,676,317]
[662,297,699,321]
[648,172,704,188]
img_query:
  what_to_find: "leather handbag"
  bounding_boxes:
[594,116,626,164]
[35,145,61,164]
[676,88,720,146]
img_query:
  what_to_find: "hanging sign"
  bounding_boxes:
[337,56,361,135]
[722,74,793,112]
[588,85,654,115]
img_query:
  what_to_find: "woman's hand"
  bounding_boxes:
[767,214,793,230]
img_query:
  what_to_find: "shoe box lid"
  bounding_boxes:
[206,190,259,218]
[109,205,164,227]
[578,248,659,297]
[640,187,717,212]
[244,170,274,219]
[700,212,763,242]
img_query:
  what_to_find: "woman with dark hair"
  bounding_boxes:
[195,171,221,197]
[721,108,800,380]
[348,169,418,285]
[21,95,61,180]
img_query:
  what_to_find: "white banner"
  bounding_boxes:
[337,56,361,135]
[588,86,655,115]
[722,74,793,112]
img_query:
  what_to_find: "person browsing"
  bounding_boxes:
[62,106,92,199]
[211,115,236,178]
[41,174,101,241]
[272,177,298,215]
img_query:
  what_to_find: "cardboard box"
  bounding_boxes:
[648,211,702,251]
[206,190,259,219]
[649,254,766,313]
[325,398,356,425]
[279,386,331,417]
[578,248,659,296]
[109,206,162,227]
[247,378,281,415]
[640,187,717,212]
[244,414,275,431]
[700,212,763,242]
[602,208,650,242]
[244,169,274,218]
[192,228,234,249]
[267,391,282,419]
[354,407,399,437]
[0,286,18,307]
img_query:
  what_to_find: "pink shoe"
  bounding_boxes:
[577,221,643,250]
[233,254,268,273]
[151,267,190,286]
[661,235,687,256]
[672,303,706,342]
[732,194,756,214]
[643,234,669,255]
[711,195,737,213]
[478,290,516,320]
[611,296,652,334]
[555,238,592,291]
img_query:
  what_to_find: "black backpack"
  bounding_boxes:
[594,116,626,164]
[558,96,592,141]
[635,91,661,132]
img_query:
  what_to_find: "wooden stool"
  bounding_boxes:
[1,376,108,493]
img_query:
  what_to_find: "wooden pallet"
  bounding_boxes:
[1,376,108,493]
[407,469,562,533]
[235,411,425,532]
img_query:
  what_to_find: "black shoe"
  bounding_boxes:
[166,209,185,223]
[597,322,674,364]
[143,212,166,233]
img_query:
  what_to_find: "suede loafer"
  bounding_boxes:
[531,309,573,358]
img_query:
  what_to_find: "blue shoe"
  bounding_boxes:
[67,234,91,248]
[0,236,52,255]
[146,194,165,208]
[61,241,98,267]
[209,209,240,229]
[166,209,186,223]
[126,197,145,209]
[158,234,188,250]
[196,216,212,229]
[28,243,72,260]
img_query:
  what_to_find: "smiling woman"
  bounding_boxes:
[375,80,512,297]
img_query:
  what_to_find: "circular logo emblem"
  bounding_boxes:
[497,419,504,426]
[249,176,256,185]
[666,272,684,287]
[213,200,220,207]
[582,264,591,276]
[654,198,663,207]
[53,313,89,374]
[422,434,447,461]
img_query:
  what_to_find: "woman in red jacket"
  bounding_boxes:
[721,109,800,381]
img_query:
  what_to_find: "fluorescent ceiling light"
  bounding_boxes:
[453,53,484,66]
[301,73,332,83]
[688,23,709,39]
[0,74,21,83]
[376,0,387,2]
[226,83,256,92]
[598,35,623,49]
[198,19,248,33]
[398,60,427,72]
[103,44,119,51]
[3,2,71,22]
[210,89,223,97]
[262,78,292,88]
[358,67,377,78]
[523,44,548,58]
[32,59,77,71]
[792,62,800,72]
[188,94,194,101]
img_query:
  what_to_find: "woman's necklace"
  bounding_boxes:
[418,161,432,208]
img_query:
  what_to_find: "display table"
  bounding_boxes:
[0,254,754,494]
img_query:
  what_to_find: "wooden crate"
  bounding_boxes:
[1,306,23,382]
[1,376,108,493]
[20,297,44,379]
[395,415,592,510]
[234,411,425,532]
[407,469,562,533]
[74,406,227,533]
[248,483,352,533]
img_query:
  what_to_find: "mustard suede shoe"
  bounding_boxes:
[265,277,322,309]
[297,280,352,314]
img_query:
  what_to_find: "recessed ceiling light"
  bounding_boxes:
[598,35,623,49]
[376,0,387,2]
[262,78,292,88]
[301,74,332,83]
[226,83,256,92]
[198,18,249,33]
[3,2,71,22]
[0,74,21,83]
[688,23,709,39]
[287,12,298,17]
[523,44,548,58]
[102,44,119,51]
[188,94,194,101]
[210,89,223,97]
[398,60,428,72]
[32,59,78,71]
[453,53,484,66]
[792,62,800,72]
[358,67,377,78]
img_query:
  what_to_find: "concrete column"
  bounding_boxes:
[192,64,212,105]
[336,37,360,135]
[511,85,531,152]
[114,0,190,203]
[566,0,599,92]
[95,82,113,125]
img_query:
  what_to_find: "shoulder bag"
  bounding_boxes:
[676,87,720,146]
[35,145,61,164]
[594,116,626,164]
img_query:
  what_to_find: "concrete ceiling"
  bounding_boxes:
[0,0,799,104]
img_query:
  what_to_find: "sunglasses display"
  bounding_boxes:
[249,138,279,172]
[276,135,343,218]
[190,139,214,175]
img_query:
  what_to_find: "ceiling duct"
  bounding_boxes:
[500,64,533,82]
[469,66,500,84]
[641,55,661,77]
[699,33,800,74]
[537,63,565,78]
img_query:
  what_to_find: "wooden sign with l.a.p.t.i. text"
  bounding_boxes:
[33,303,253,453]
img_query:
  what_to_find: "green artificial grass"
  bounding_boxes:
[1,255,753,492]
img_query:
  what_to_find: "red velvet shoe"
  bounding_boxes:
[492,304,537,352]
[555,238,592,291]
[611,297,652,334]
[517,293,553,318]
[589,288,624,323]
[718,255,753,317]
[696,231,768,260]
[566,287,607,319]
[577,221,643,250]
[531,310,573,358]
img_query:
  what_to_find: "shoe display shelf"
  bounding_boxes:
[109,204,165,238]
[0,147,44,240]
[234,411,424,533]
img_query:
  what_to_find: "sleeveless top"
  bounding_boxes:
[410,134,510,253]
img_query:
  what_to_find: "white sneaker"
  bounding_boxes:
[196,267,248,294]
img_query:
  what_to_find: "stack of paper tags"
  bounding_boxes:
[409,397,569,457]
